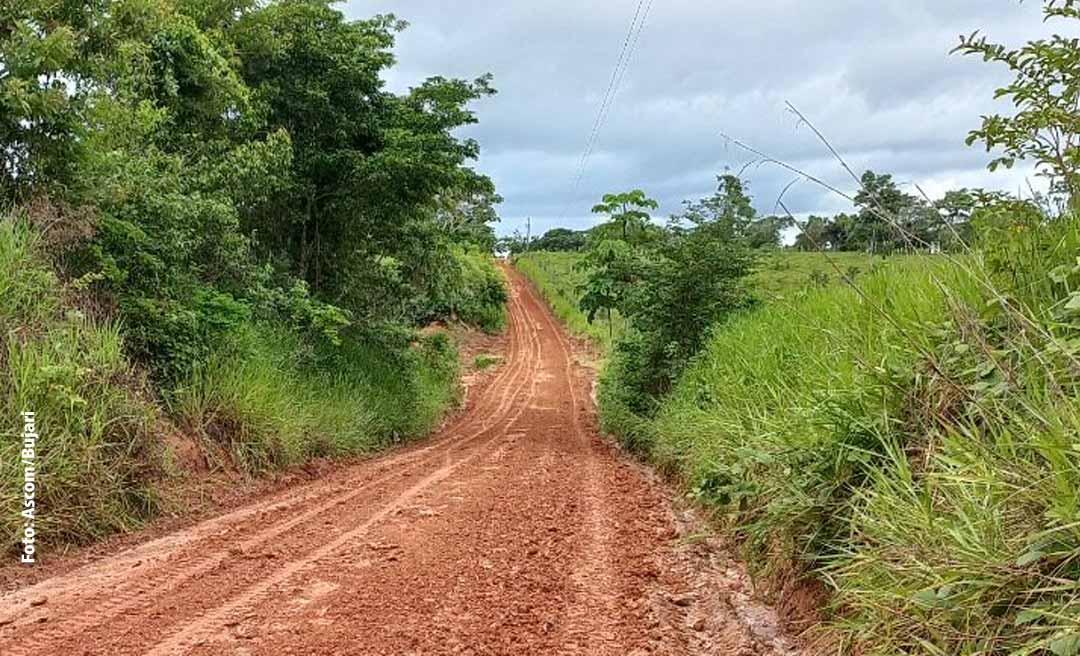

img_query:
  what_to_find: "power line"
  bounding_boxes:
[579,0,653,177]
[559,0,654,224]
[569,0,653,207]
[575,0,646,177]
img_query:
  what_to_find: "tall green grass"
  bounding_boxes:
[618,218,1080,654]
[173,326,459,472]
[1,220,159,547]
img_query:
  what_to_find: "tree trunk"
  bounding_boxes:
[300,195,311,281]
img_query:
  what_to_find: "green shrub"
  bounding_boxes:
[605,218,757,410]
[473,353,500,369]
[77,165,265,381]
[453,250,507,332]
[515,251,627,347]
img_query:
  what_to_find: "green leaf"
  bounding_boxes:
[1051,634,1080,656]
[1016,548,1046,567]
[1065,293,1080,312]
[1015,608,1043,626]
[912,589,939,607]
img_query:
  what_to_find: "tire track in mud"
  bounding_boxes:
[0,279,541,654]
[523,272,625,652]
[138,283,548,656]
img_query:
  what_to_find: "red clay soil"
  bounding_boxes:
[0,266,801,656]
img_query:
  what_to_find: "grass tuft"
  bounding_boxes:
[174,327,460,473]
[473,353,500,370]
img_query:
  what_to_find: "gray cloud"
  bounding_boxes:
[348,0,1071,236]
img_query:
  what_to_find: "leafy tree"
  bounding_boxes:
[576,238,639,340]
[228,5,396,291]
[530,227,589,252]
[853,171,906,252]
[433,172,502,251]
[228,3,497,322]
[827,213,857,251]
[671,174,784,248]
[793,188,1004,253]
[794,215,832,251]
[48,1,285,378]
[0,0,109,199]
[933,188,991,249]
[745,214,790,249]
[591,189,659,242]
[851,170,942,252]
[672,174,754,231]
[935,189,977,226]
[954,1,1080,206]
[0,0,502,380]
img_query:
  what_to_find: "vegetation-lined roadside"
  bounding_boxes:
[514,251,628,348]
[7,0,1080,653]
[647,230,1080,653]
[521,215,1080,655]
[516,3,1080,651]
[1,1,506,552]
[0,266,798,656]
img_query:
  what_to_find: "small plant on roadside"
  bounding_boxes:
[473,354,500,369]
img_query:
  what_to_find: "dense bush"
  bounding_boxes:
[571,183,757,422]
[610,218,757,410]
[427,249,507,333]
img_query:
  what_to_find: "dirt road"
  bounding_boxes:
[0,267,797,655]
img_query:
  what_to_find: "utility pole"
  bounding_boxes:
[525,216,532,251]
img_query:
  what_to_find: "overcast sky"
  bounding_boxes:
[348,1,1068,238]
